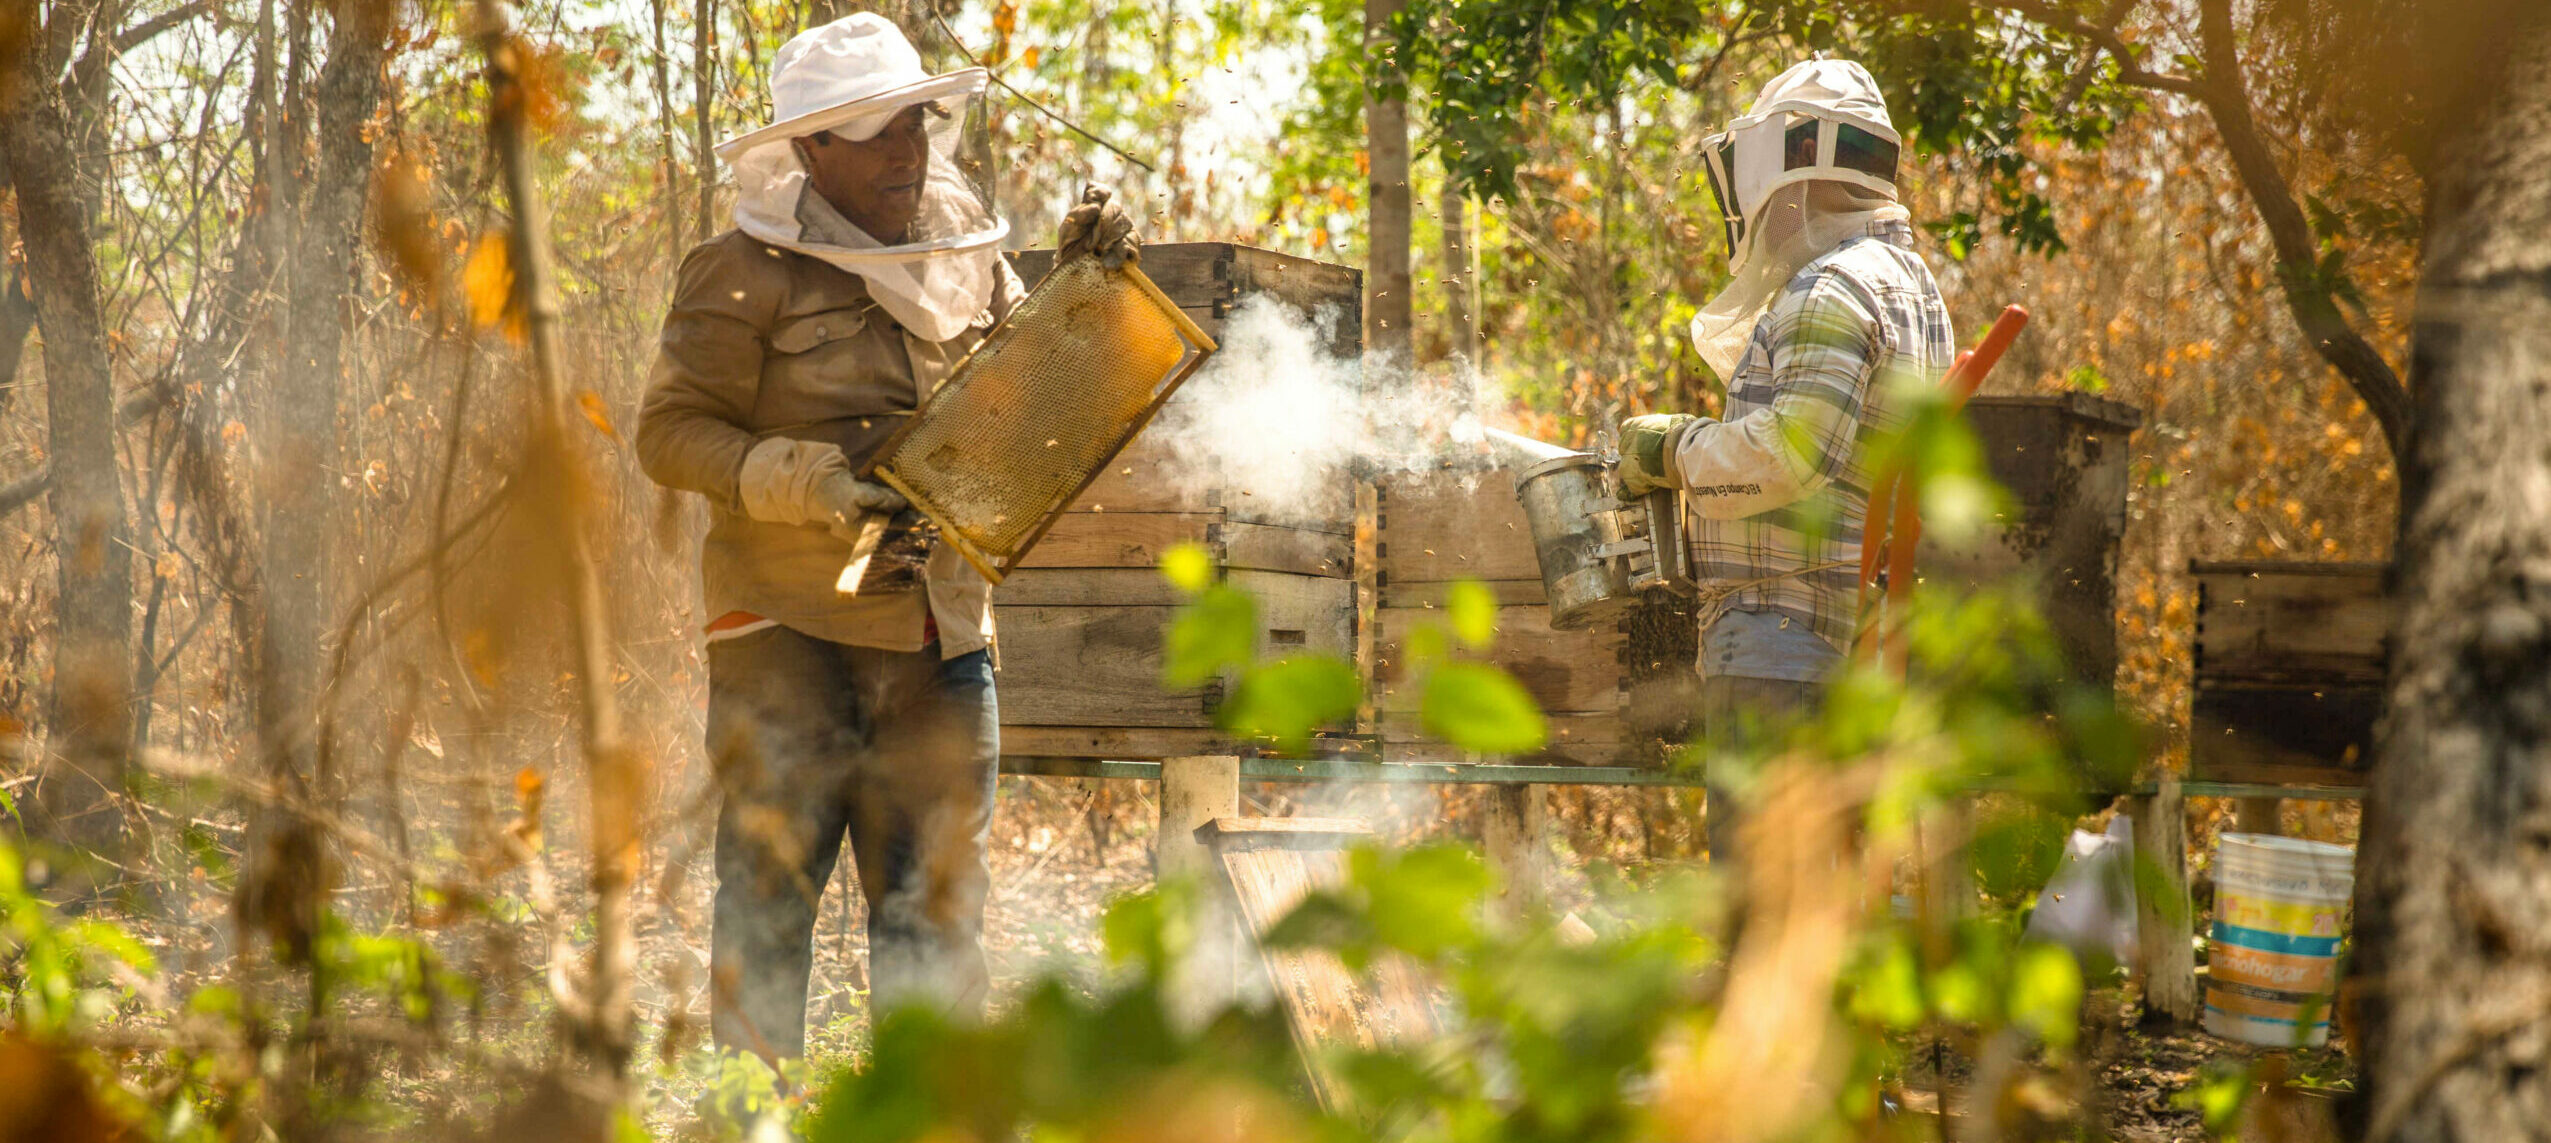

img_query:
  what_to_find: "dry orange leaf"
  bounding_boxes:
[576,390,620,442]
[463,231,519,339]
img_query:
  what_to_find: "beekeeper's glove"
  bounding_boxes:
[738,438,908,543]
[815,468,908,521]
[1057,183,1142,269]
[1617,413,1700,496]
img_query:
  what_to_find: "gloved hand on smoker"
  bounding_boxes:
[1057,183,1142,268]
[1617,413,1712,496]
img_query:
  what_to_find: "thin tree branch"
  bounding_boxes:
[2052,0,2140,113]
[1967,0,2410,453]
[59,0,224,102]
[926,6,1156,173]
[1682,26,1775,91]
[0,465,52,517]
[0,382,181,525]
[113,0,222,53]
[1978,0,2207,97]
[479,0,641,1095]
[2190,0,2409,454]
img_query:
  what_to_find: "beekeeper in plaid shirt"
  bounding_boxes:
[1615,59,1953,862]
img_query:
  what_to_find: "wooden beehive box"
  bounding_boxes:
[2190,561,2392,786]
[1374,454,1632,765]
[1919,393,2143,685]
[992,243,1363,760]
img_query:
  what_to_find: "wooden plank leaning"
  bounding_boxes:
[1194,816,1444,1113]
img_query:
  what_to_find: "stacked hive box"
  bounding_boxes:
[2189,560,2391,787]
[993,243,1364,761]
[1918,393,2142,686]
[1374,455,1632,765]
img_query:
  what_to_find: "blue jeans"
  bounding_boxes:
[705,627,998,1058]
[1700,674,1820,868]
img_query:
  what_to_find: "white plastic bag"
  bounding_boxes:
[2023,815,2139,966]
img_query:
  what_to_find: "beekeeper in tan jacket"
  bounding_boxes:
[636,12,1136,1059]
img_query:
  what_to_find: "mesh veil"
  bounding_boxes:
[729,85,1010,342]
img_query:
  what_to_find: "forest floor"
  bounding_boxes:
[92,773,2350,1139]
[792,777,2354,1142]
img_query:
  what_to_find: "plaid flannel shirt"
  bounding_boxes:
[1673,217,1953,654]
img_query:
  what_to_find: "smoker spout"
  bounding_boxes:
[1482,426,1585,469]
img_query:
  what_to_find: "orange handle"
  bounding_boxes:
[1945,305,2029,408]
[1856,305,2032,668]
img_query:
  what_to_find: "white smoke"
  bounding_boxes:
[1144,296,1524,524]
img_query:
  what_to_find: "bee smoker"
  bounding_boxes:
[1490,429,1696,631]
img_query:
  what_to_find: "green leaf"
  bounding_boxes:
[68,919,156,975]
[1403,622,1452,673]
[1158,541,1215,595]
[1929,959,1988,1024]
[1849,938,1926,1029]
[1162,584,1254,688]
[1100,890,1164,967]
[1348,842,1490,962]
[186,984,243,1018]
[1445,578,1497,649]
[2008,942,2083,1050]
[1918,472,1998,546]
[1218,655,1362,755]
[1420,661,1548,754]
[1971,805,2069,903]
[2177,1059,2254,1130]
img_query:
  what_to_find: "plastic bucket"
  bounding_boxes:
[2204,833,2355,1047]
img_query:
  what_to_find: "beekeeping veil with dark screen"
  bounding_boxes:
[717,13,1007,343]
[1689,58,1908,380]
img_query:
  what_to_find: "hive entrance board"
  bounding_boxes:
[1195,817,1443,1112]
[869,256,1218,585]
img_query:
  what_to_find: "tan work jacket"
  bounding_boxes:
[636,229,1028,657]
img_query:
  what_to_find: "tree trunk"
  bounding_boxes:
[2353,11,2551,1141]
[1441,179,1476,363]
[261,0,391,798]
[2190,0,2410,460]
[1,59,135,862]
[650,0,681,268]
[1363,0,1411,362]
